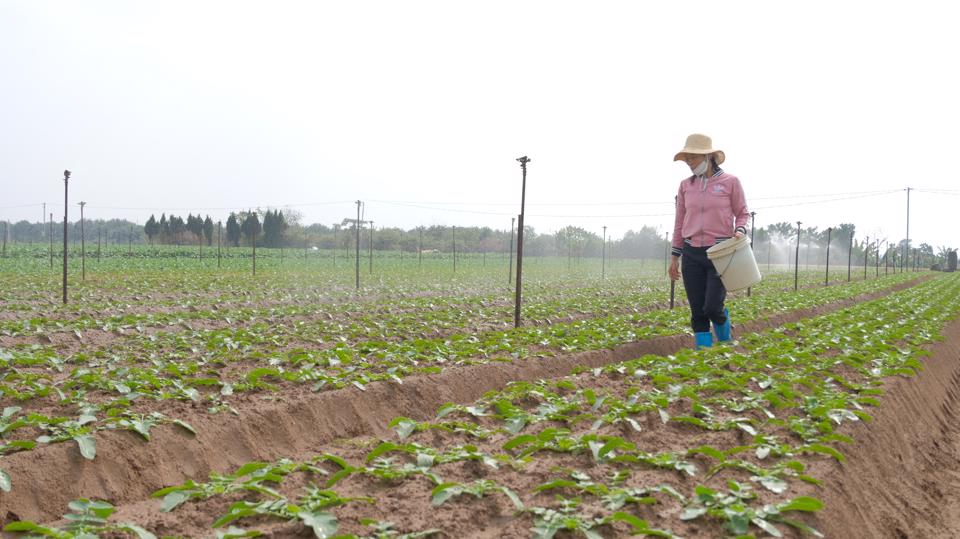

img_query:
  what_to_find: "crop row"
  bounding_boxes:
[0,272,921,488]
[6,274,956,537]
[0,267,854,337]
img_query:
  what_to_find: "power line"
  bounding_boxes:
[87,201,355,211]
[753,189,902,210]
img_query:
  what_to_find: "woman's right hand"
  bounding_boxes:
[668,257,680,281]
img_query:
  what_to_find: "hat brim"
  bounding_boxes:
[674,150,725,165]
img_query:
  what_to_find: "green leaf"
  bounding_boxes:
[3,521,46,533]
[533,480,577,493]
[503,434,536,451]
[680,507,707,520]
[299,510,338,538]
[119,523,158,539]
[752,517,783,537]
[755,475,788,494]
[366,442,400,462]
[388,417,417,440]
[607,511,647,529]
[161,491,190,512]
[801,443,845,462]
[75,435,96,460]
[430,483,461,506]
[130,419,152,441]
[500,486,524,510]
[216,527,263,539]
[689,445,725,461]
[173,419,197,436]
[778,496,824,513]
[234,461,269,477]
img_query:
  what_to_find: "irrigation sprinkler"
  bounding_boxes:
[1,221,6,258]
[418,226,423,269]
[514,156,530,328]
[49,213,53,268]
[252,215,257,277]
[42,202,46,239]
[508,217,515,285]
[452,225,457,273]
[78,201,86,281]
[62,170,70,304]
[824,227,831,286]
[97,226,102,263]
[794,221,801,291]
[766,238,771,273]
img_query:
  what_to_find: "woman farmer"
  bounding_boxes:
[668,134,750,348]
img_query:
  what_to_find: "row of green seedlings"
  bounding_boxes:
[0,270,690,338]
[0,270,919,433]
[8,274,954,537]
[0,267,865,339]
[0,263,855,334]
[0,273,923,494]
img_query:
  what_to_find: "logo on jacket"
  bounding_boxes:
[712,185,726,193]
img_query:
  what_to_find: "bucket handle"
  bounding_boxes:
[713,252,736,277]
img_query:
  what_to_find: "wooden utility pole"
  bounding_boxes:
[78,201,86,280]
[514,156,530,328]
[62,170,70,304]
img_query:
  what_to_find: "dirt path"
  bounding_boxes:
[0,277,929,527]
[800,314,960,538]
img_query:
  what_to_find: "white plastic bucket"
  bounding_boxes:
[706,236,762,292]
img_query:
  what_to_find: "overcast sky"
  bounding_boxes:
[2,1,958,248]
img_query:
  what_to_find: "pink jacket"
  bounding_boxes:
[672,171,749,255]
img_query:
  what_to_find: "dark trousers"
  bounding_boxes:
[681,244,728,333]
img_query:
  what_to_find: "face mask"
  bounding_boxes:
[691,158,709,176]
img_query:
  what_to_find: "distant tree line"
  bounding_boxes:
[0,214,954,267]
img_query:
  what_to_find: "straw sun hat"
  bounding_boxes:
[673,133,725,165]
